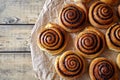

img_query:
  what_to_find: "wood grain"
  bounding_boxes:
[0,53,36,80]
[0,0,45,24]
[0,25,33,53]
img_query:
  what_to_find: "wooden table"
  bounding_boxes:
[0,0,45,80]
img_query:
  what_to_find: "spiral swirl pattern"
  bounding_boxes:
[39,27,64,50]
[60,4,86,32]
[93,60,114,80]
[89,1,114,28]
[77,31,103,55]
[107,23,120,47]
[55,51,85,78]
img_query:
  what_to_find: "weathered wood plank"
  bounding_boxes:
[0,53,36,80]
[0,25,33,52]
[0,0,45,24]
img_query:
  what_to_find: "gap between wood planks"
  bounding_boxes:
[0,53,37,80]
[0,0,45,53]
[0,24,34,54]
[0,0,45,24]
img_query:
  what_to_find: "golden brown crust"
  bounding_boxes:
[73,0,90,3]
[106,23,120,52]
[55,50,86,79]
[37,23,69,55]
[89,1,116,29]
[100,0,118,5]
[116,54,120,69]
[81,0,90,3]
[75,26,105,58]
[89,57,118,80]
[118,5,120,18]
[59,4,87,32]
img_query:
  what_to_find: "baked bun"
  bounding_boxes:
[116,54,120,69]
[89,1,115,29]
[59,4,87,32]
[75,27,105,58]
[106,23,120,52]
[71,0,90,3]
[118,5,120,18]
[55,50,86,79]
[37,23,69,55]
[100,0,118,5]
[89,57,118,80]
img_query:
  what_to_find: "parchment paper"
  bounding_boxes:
[30,0,120,80]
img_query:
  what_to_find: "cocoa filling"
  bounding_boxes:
[39,29,65,50]
[91,2,113,25]
[61,6,86,29]
[108,23,120,47]
[57,54,83,77]
[93,60,114,80]
[77,33,103,55]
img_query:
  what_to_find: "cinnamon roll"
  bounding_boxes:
[71,0,90,3]
[59,4,87,32]
[79,0,91,3]
[116,54,120,69]
[89,1,115,29]
[118,5,120,18]
[75,27,105,58]
[37,23,69,55]
[55,50,86,79]
[106,23,120,52]
[100,0,118,5]
[89,57,118,80]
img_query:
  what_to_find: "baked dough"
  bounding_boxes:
[106,23,120,52]
[75,26,105,58]
[118,5,120,18]
[100,0,118,5]
[75,0,90,3]
[59,4,87,32]
[89,1,116,29]
[37,23,69,55]
[89,57,118,80]
[55,50,86,79]
[116,54,120,69]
